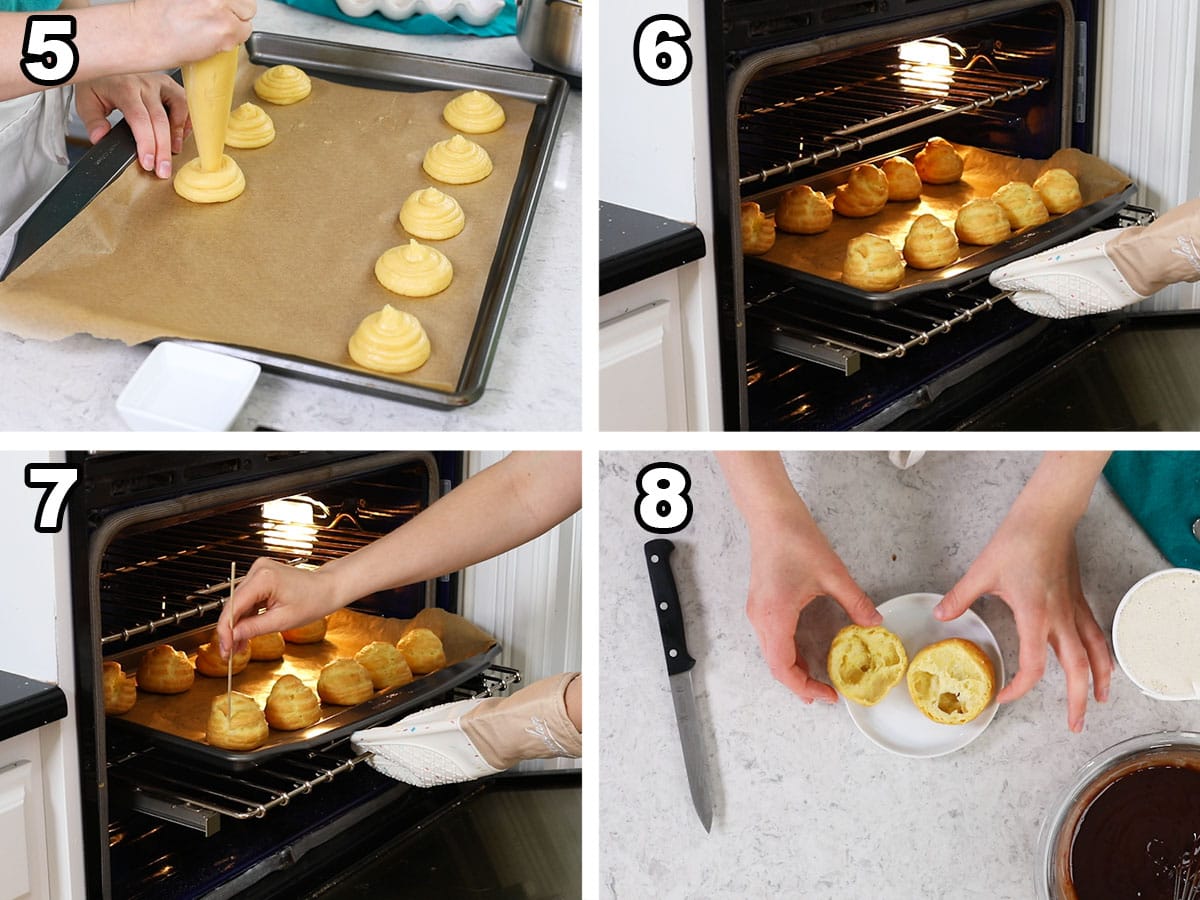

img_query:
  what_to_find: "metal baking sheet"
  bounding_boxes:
[104,608,500,771]
[2,32,568,409]
[743,143,1136,311]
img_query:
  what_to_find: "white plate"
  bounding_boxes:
[844,592,1004,758]
[116,343,260,432]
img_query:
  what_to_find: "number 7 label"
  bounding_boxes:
[25,463,79,534]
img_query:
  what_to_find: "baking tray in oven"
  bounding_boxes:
[104,609,500,771]
[743,144,1135,310]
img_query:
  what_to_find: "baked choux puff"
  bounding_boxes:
[206,691,269,750]
[841,233,905,292]
[396,627,448,675]
[265,674,321,731]
[195,640,251,677]
[1033,168,1083,214]
[248,632,286,661]
[903,214,959,270]
[833,164,889,218]
[354,641,414,690]
[102,661,137,715]
[881,157,923,202]
[775,185,833,235]
[955,199,1012,246]
[317,659,375,706]
[137,645,194,694]
[282,617,328,644]
[740,201,775,255]
[914,137,964,184]
[991,182,1050,230]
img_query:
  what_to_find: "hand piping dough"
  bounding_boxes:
[422,134,493,184]
[173,154,246,203]
[374,239,453,297]
[442,90,506,134]
[348,304,432,374]
[225,102,276,149]
[254,65,312,105]
[399,187,465,240]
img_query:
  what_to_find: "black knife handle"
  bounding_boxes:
[645,539,695,676]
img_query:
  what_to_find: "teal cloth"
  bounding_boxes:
[272,0,516,36]
[1,0,61,10]
[1104,451,1200,569]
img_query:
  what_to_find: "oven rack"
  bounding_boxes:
[737,58,1049,186]
[108,665,521,836]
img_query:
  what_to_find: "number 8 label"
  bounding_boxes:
[635,463,693,534]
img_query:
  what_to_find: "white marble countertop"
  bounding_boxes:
[0,2,579,431]
[600,451,1197,899]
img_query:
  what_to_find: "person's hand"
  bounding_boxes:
[132,0,257,70]
[76,74,189,179]
[216,558,341,658]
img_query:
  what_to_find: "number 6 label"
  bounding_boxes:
[25,463,79,534]
[635,463,693,534]
[633,15,692,87]
[20,16,79,87]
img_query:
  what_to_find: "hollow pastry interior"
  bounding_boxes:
[248,632,285,661]
[443,90,506,134]
[833,164,889,218]
[102,661,137,715]
[827,624,908,706]
[265,674,321,731]
[882,156,923,202]
[841,233,905,292]
[914,137,964,184]
[317,659,375,705]
[225,102,275,149]
[775,185,833,235]
[399,187,465,241]
[422,134,493,185]
[348,304,432,374]
[955,199,1012,246]
[903,214,960,270]
[206,691,269,750]
[374,239,454,298]
[137,644,195,694]
[355,640,415,690]
[991,181,1050,230]
[396,627,447,675]
[253,64,312,105]
[172,154,245,204]
[282,617,327,644]
[195,640,251,677]
[906,638,995,725]
[1034,167,1083,215]
[740,201,776,255]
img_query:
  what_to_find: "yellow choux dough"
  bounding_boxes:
[282,617,327,644]
[955,199,1012,246]
[172,155,246,204]
[206,691,269,750]
[354,641,414,690]
[225,102,275,149]
[348,304,431,374]
[903,214,960,270]
[833,164,889,218]
[914,137,964,184]
[442,90,506,134]
[775,185,833,235]
[1034,168,1083,214]
[374,239,454,298]
[740,201,775,255]
[422,134,493,185]
[102,661,137,715]
[137,645,195,694]
[881,156,923,201]
[254,65,312,105]
[317,659,375,706]
[991,182,1050,230]
[248,632,285,661]
[399,187,465,241]
[195,641,251,677]
[396,627,447,675]
[842,233,905,292]
[265,674,321,731]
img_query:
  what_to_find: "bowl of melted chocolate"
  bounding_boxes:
[1039,733,1200,899]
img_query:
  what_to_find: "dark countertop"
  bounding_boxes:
[600,202,706,296]
[0,670,67,743]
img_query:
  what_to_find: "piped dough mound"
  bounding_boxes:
[348,304,431,374]
[906,638,995,725]
[374,239,453,298]
[399,187,465,240]
[265,674,321,731]
[955,199,1012,246]
[225,102,275,149]
[776,185,833,235]
[903,214,959,270]
[422,134,493,184]
[254,65,312,105]
[1034,168,1083,215]
[842,233,905,292]
[172,154,245,204]
[740,201,775,254]
[882,156,923,202]
[991,181,1050,230]
[206,691,269,750]
[828,624,908,706]
[443,90,506,134]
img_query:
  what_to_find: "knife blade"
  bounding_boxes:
[645,539,713,832]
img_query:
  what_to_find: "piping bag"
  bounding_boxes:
[174,47,246,202]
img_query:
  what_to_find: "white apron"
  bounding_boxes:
[0,86,73,261]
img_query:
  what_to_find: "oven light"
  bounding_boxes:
[261,499,317,555]
[899,40,953,67]
[898,40,954,96]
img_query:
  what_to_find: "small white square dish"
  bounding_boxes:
[116,343,261,431]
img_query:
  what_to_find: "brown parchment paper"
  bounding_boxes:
[0,54,535,392]
[106,608,496,751]
[753,145,1133,292]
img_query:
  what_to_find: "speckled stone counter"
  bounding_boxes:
[600,451,1196,899]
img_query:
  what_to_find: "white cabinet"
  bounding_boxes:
[0,732,50,900]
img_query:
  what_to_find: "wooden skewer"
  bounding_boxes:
[227,561,236,720]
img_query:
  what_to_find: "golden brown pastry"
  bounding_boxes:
[248,632,286,661]
[264,674,321,731]
[348,304,432,374]
[881,156,923,202]
[422,134,493,185]
[195,641,251,677]
[396,627,447,675]
[403,608,447,639]
[374,240,454,298]
[740,201,776,254]
[833,164,889,218]
[206,691,269,750]
[914,137,964,184]
[442,90,505,134]
[102,661,137,715]
[317,659,375,705]
[775,185,833,235]
[282,617,328,644]
[841,233,905,292]
[827,625,908,706]
[906,638,995,725]
[1034,168,1083,215]
[137,645,195,694]
[991,182,1050,230]
[903,214,959,270]
[955,199,1012,246]
[354,641,414,690]
[225,102,275,149]
[253,65,312,105]
[399,187,465,241]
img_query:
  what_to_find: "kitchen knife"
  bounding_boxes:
[644,539,713,833]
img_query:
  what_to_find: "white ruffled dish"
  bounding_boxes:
[333,0,505,25]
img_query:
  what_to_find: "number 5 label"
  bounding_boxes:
[633,15,693,87]
[20,16,79,87]
[635,463,693,534]
[25,463,79,534]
